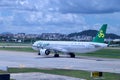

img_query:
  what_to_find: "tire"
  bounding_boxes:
[54,54,59,57]
[69,53,75,58]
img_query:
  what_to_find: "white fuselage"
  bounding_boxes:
[32,41,107,53]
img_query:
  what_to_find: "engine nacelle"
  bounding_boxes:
[39,49,50,56]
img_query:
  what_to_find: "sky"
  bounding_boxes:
[0,0,120,35]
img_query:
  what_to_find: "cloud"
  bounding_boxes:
[1,0,120,14]
[0,0,120,35]
[53,0,120,14]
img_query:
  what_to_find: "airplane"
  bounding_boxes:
[32,24,108,58]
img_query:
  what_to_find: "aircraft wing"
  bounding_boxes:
[49,46,68,52]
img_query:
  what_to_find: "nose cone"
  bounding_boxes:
[32,42,38,50]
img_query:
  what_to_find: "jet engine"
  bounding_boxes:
[39,49,50,56]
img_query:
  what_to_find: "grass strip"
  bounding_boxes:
[0,68,118,80]
[77,49,120,58]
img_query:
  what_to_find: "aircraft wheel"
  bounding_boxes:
[54,54,59,57]
[69,53,75,58]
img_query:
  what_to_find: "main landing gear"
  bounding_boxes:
[54,50,59,57]
[69,53,75,58]
[54,54,59,57]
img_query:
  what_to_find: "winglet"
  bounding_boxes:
[92,24,107,43]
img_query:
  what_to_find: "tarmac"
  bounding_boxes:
[11,73,84,80]
[0,50,120,73]
[0,50,120,80]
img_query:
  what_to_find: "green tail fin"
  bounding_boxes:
[92,24,107,43]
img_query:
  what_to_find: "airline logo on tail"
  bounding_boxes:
[98,30,105,38]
